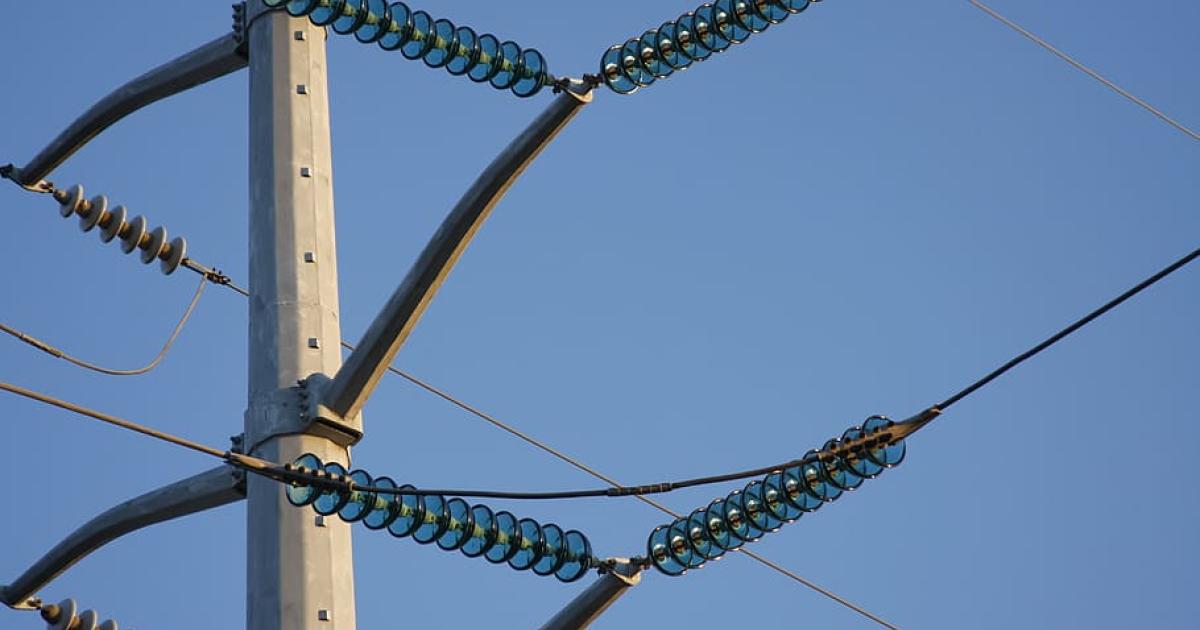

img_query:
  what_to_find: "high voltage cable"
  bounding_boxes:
[967,0,1199,141]
[0,275,207,376]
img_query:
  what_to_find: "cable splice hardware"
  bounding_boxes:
[49,183,188,275]
[265,0,554,97]
[284,453,595,582]
[647,415,906,576]
[599,0,817,95]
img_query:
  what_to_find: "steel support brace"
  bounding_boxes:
[10,34,247,188]
[539,560,642,630]
[0,466,244,609]
[319,83,594,422]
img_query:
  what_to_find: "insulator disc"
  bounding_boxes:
[422,18,456,68]
[757,0,792,23]
[264,0,288,7]
[334,0,368,34]
[781,465,823,512]
[723,490,764,542]
[555,530,592,582]
[445,26,478,75]
[742,479,783,533]
[648,525,687,576]
[378,2,411,51]
[338,469,375,522]
[799,448,842,502]
[841,425,883,478]
[119,215,147,254]
[667,518,703,569]
[600,45,638,95]
[508,517,544,571]
[512,48,546,97]
[141,226,167,264]
[490,41,524,90]
[638,30,673,79]
[762,471,803,522]
[400,10,433,60]
[694,4,732,53]
[461,504,495,557]
[354,0,390,43]
[778,0,811,14]
[703,497,743,551]
[313,462,350,515]
[863,415,906,467]
[362,476,398,529]
[98,620,119,630]
[160,236,186,275]
[387,484,425,538]
[80,195,106,232]
[734,0,771,33]
[77,610,100,630]
[714,0,752,43]
[675,13,712,62]
[468,34,502,83]
[822,438,864,491]
[100,205,126,243]
[308,0,344,26]
[685,507,724,560]
[655,22,691,71]
[286,0,319,18]
[47,599,77,630]
[620,38,654,87]
[436,497,473,550]
[532,523,566,576]
[286,453,323,506]
[485,510,520,564]
[412,493,448,544]
[59,184,83,218]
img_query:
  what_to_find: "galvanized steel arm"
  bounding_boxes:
[0,466,244,609]
[540,560,642,630]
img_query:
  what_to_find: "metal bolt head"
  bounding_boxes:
[317,609,331,621]
[300,167,312,177]
[308,337,320,349]
[294,30,306,40]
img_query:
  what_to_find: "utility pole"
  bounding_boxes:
[244,4,357,629]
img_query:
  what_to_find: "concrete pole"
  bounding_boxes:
[245,5,357,630]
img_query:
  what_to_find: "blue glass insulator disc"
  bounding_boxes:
[285,453,322,507]
[461,504,495,557]
[264,0,288,7]
[620,38,655,88]
[286,0,319,18]
[412,493,448,544]
[423,18,456,68]
[668,518,703,569]
[309,0,344,26]
[758,0,792,23]
[485,511,519,563]
[714,0,751,43]
[723,490,764,542]
[694,5,732,53]
[704,498,743,550]
[600,45,638,95]
[354,0,390,42]
[638,30,673,79]
[782,465,823,512]
[685,508,723,560]
[533,524,565,576]
[674,13,711,61]
[778,0,810,14]
[509,518,544,571]
[490,41,524,90]
[313,462,350,515]
[555,530,592,583]
[512,49,547,97]
[400,10,433,60]
[648,525,687,576]
[469,34,501,83]
[387,485,424,538]
[362,476,397,529]
[377,2,410,50]
[742,480,783,533]
[333,0,367,34]
[656,22,691,70]
[800,449,842,502]
[736,0,771,32]
[842,426,884,478]
[338,469,374,522]
[822,439,864,491]
[763,472,803,522]
[446,26,477,75]
[436,498,472,550]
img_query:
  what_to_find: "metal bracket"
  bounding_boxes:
[539,558,643,630]
[300,373,363,447]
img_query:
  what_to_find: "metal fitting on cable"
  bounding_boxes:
[284,453,596,582]
[646,415,905,576]
[50,183,187,275]
[40,598,122,630]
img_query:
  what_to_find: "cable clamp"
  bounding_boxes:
[0,164,53,194]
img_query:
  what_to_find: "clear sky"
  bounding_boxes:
[1,1,1197,628]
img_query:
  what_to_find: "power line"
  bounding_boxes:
[0,275,207,376]
[967,0,1199,141]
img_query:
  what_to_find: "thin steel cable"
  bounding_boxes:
[967,0,1199,141]
[0,275,207,376]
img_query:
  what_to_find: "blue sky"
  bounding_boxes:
[1,1,1197,628]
